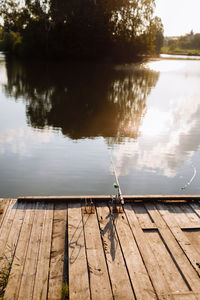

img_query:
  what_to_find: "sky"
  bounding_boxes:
[155,0,200,36]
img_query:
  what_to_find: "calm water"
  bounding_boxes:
[1,53,200,197]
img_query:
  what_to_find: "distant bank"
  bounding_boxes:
[162,47,200,57]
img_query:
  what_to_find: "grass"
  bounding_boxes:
[0,248,68,300]
[0,253,13,300]
[161,47,200,56]
[60,282,69,300]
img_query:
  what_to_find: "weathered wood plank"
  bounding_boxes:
[4,202,36,300]
[96,204,134,300]
[17,202,46,299]
[144,229,189,293]
[168,204,191,228]
[125,204,174,300]
[18,195,111,201]
[0,200,17,258]
[0,199,11,228]
[183,229,200,259]
[132,203,157,229]
[166,200,200,227]
[18,195,200,202]
[168,204,200,230]
[0,201,26,299]
[145,203,200,292]
[180,204,200,224]
[82,205,113,300]
[190,202,200,218]
[168,204,200,229]
[136,204,190,293]
[172,293,197,300]
[157,203,200,277]
[109,205,156,300]
[0,200,25,270]
[48,202,68,300]
[1,197,200,300]
[68,203,90,300]
[33,202,54,300]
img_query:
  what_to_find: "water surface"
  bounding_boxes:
[0,54,200,197]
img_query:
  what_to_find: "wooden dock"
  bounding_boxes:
[1,196,200,299]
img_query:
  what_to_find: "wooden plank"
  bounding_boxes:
[33,202,54,300]
[167,204,191,228]
[145,203,200,293]
[18,195,111,201]
[180,204,200,224]
[18,195,200,204]
[135,204,191,294]
[180,204,200,256]
[143,229,189,293]
[96,204,134,299]
[190,202,200,218]
[132,203,157,229]
[167,204,200,229]
[48,202,68,300]
[124,204,174,300]
[3,202,36,300]
[123,195,200,201]
[0,200,25,269]
[68,203,90,300]
[108,205,156,300]
[0,199,11,228]
[172,293,197,300]
[0,200,17,258]
[169,204,200,229]
[17,202,46,299]
[0,201,26,299]
[157,203,200,277]
[82,205,113,300]
[183,230,200,258]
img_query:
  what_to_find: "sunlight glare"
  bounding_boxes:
[146,60,185,72]
[140,108,170,137]
[0,63,7,85]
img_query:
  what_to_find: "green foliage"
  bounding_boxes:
[169,43,177,52]
[0,252,14,299]
[153,17,164,54]
[162,46,200,56]
[164,31,200,55]
[60,282,69,300]
[0,0,163,60]
[0,31,22,54]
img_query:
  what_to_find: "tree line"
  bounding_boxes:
[0,0,164,61]
[164,31,200,55]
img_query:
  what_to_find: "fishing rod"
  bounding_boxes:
[110,153,124,205]
[181,164,197,190]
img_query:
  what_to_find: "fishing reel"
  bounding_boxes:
[110,183,124,214]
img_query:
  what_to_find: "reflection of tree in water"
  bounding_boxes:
[4,58,159,142]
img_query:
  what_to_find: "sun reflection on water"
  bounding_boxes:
[140,108,170,137]
[146,59,186,72]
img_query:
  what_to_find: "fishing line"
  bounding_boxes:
[110,150,124,205]
[180,164,197,190]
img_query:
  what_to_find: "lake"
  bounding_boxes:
[1,53,200,197]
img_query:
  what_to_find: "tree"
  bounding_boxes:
[152,17,164,54]
[165,31,200,52]
[192,33,200,49]
[0,0,163,60]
